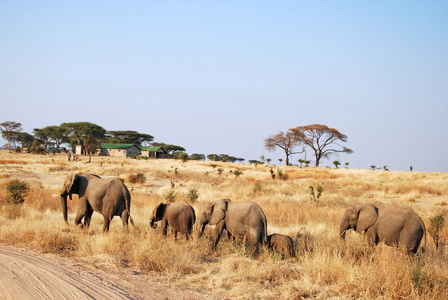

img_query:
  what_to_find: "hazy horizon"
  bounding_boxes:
[1,1,447,172]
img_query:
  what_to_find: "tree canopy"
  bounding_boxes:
[61,122,107,155]
[290,124,353,167]
[0,121,23,150]
[107,131,154,146]
[264,131,304,166]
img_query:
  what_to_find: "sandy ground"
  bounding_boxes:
[0,246,206,300]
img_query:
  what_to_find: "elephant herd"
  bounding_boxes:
[55,173,427,257]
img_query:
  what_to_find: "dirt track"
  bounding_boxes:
[0,246,204,300]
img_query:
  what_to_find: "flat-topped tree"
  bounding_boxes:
[290,124,353,167]
[61,122,106,155]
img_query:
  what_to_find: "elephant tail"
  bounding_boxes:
[124,189,134,227]
[262,217,268,247]
[420,221,427,254]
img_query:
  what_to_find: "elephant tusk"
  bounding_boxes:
[52,194,61,198]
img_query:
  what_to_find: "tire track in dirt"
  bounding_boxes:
[0,246,133,299]
[0,246,205,300]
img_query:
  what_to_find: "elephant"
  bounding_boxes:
[55,173,134,231]
[339,203,426,254]
[198,199,268,256]
[150,202,196,240]
[267,233,295,258]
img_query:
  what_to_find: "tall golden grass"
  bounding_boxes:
[0,151,448,299]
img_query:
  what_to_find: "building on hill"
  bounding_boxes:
[97,143,141,157]
[139,145,167,158]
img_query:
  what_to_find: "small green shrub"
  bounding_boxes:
[6,179,30,204]
[164,188,177,202]
[232,170,243,179]
[428,214,446,251]
[309,184,323,203]
[187,187,199,203]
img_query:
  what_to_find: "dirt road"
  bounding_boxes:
[0,246,204,300]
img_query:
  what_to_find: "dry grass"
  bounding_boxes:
[1,151,448,299]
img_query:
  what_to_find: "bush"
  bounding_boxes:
[128,173,146,184]
[187,187,199,203]
[6,179,30,204]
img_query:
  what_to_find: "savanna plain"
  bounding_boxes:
[1,151,448,299]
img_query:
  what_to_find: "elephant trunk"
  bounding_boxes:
[198,223,206,238]
[61,194,68,224]
[150,218,157,229]
[340,220,349,240]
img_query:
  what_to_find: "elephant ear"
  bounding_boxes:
[155,203,166,221]
[209,199,228,225]
[356,204,378,233]
[67,173,79,200]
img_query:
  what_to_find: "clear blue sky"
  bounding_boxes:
[1,1,447,172]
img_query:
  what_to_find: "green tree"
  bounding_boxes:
[15,132,34,151]
[207,154,221,161]
[333,160,341,169]
[107,130,154,146]
[190,153,205,161]
[0,121,23,151]
[153,143,186,157]
[290,124,353,167]
[61,122,106,155]
[33,125,69,151]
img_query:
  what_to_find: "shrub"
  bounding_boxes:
[128,173,146,184]
[232,169,243,179]
[428,214,446,251]
[187,187,199,203]
[6,179,30,204]
[309,184,323,203]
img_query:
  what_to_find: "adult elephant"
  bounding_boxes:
[150,202,196,240]
[339,203,426,254]
[198,199,268,256]
[55,173,134,231]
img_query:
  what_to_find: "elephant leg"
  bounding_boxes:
[74,199,89,228]
[120,209,130,230]
[212,222,225,249]
[102,215,111,232]
[83,205,93,227]
[365,229,379,246]
[161,219,168,236]
[247,232,260,257]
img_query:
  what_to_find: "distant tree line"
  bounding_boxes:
[0,121,184,156]
[0,121,245,162]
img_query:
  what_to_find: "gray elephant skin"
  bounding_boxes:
[340,203,426,253]
[150,202,196,240]
[267,233,295,258]
[198,199,268,256]
[58,173,134,231]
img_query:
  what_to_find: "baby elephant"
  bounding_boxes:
[267,233,295,258]
[150,202,196,240]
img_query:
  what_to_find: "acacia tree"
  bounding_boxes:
[15,132,34,151]
[33,126,67,150]
[152,143,186,157]
[290,124,353,167]
[61,122,106,155]
[107,130,154,146]
[0,121,23,151]
[264,131,304,166]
